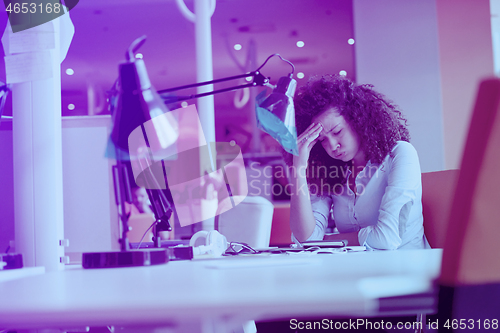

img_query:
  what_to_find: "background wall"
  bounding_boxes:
[353,0,445,172]
[353,0,494,172]
[436,0,495,169]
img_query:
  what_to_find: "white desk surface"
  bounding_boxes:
[0,266,45,283]
[0,249,442,331]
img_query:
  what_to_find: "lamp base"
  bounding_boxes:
[0,253,23,270]
[82,249,168,269]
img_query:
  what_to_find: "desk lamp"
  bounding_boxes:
[82,37,176,268]
[82,36,298,268]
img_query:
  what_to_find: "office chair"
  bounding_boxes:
[215,195,274,249]
[437,78,500,332]
[421,170,459,249]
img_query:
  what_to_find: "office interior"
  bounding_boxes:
[0,0,499,332]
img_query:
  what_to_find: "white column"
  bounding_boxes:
[2,14,74,271]
[174,0,218,231]
[491,0,500,76]
[194,0,217,231]
[194,0,216,145]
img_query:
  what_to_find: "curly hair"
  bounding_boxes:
[284,74,410,195]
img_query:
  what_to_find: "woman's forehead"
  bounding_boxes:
[313,107,343,126]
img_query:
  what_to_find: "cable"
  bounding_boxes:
[135,220,158,249]
[226,242,258,255]
[255,54,295,75]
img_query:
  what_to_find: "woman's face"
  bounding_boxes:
[313,107,364,165]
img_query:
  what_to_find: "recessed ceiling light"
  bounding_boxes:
[181,101,188,108]
[68,104,75,110]
[234,44,242,51]
[65,68,74,75]
[348,38,355,45]
[296,41,305,48]
[297,72,305,79]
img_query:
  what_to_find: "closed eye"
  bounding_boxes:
[319,128,342,142]
[319,128,341,142]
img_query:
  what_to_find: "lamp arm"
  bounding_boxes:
[158,71,272,104]
[157,71,263,94]
[134,136,174,247]
[156,54,294,105]
[112,161,133,252]
[137,160,174,225]
[144,189,173,248]
[161,82,261,103]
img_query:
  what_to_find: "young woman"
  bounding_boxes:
[286,75,429,250]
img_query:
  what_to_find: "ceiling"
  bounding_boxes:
[1,0,355,116]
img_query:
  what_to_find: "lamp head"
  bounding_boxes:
[256,74,298,155]
[108,37,178,161]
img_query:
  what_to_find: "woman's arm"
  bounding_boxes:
[289,122,324,242]
[289,165,317,241]
[358,141,422,250]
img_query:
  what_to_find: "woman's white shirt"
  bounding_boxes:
[292,141,429,250]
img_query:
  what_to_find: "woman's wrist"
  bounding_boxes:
[291,159,308,178]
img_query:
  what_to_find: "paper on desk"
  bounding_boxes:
[8,23,55,54]
[5,51,53,83]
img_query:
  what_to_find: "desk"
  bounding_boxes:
[0,249,442,332]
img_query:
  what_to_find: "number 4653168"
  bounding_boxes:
[444,319,498,330]
[5,2,63,14]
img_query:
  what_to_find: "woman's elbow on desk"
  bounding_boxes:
[359,227,401,250]
[324,231,360,246]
